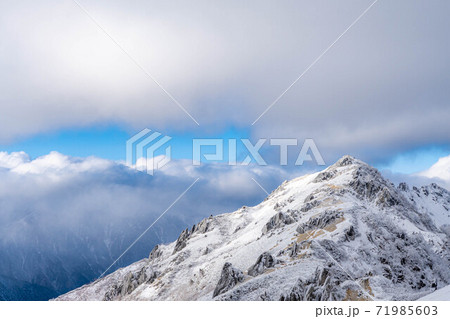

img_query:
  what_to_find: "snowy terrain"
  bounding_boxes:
[57,156,450,301]
[418,285,450,301]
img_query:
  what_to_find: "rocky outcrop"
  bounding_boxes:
[149,245,162,261]
[247,252,277,277]
[300,199,321,212]
[191,216,212,234]
[313,170,337,183]
[376,187,400,207]
[349,166,385,201]
[103,267,159,301]
[280,266,364,301]
[213,263,244,297]
[336,155,354,167]
[173,228,190,254]
[281,242,304,258]
[398,182,409,192]
[173,216,214,254]
[296,210,343,234]
[262,212,295,235]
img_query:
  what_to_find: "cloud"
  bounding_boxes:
[0,151,291,297]
[419,154,450,183]
[406,154,450,190]
[1,0,449,163]
[381,154,450,191]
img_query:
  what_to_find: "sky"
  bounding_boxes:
[1,0,450,175]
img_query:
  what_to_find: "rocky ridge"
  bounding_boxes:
[56,156,450,301]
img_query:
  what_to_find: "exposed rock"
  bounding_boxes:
[248,252,277,276]
[277,241,309,258]
[280,266,362,301]
[296,210,343,234]
[191,216,213,234]
[287,242,303,257]
[149,245,162,261]
[345,225,356,241]
[350,171,383,201]
[173,217,215,254]
[300,200,320,212]
[398,182,409,192]
[262,212,295,235]
[173,228,191,254]
[103,267,159,301]
[376,187,400,207]
[203,246,211,255]
[213,263,244,297]
[313,170,337,183]
[336,155,354,167]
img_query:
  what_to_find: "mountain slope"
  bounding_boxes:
[57,156,450,301]
[418,285,450,301]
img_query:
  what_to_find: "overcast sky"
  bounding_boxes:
[0,0,449,168]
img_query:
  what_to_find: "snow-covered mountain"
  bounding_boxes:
[57,156,450,301]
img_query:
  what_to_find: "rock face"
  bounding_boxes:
[103,267,159,301]
[262,212,295,234]
[149,245,162,261]
[213,263,244,297]
[173,216,214,254]
[248,252,277,277]
[56,156,450,301]
[296,210,343,234]
[173,228,190,254]
[280,265,363,301]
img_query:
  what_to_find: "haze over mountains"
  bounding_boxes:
[0,151,286,300]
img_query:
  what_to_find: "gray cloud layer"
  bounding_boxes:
[1,0,449,162]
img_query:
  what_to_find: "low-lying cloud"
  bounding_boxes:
[0,151,291,299]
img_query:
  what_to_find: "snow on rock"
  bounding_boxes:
[247,252,277,277]
[213,263,245,297]
[56,156,450,301]
[280,265,366,301]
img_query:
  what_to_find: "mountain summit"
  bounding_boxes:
[57,156,450,301]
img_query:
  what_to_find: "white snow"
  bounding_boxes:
[418,285,450,301]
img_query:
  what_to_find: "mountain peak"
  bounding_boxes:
[335,155,357,166]
[57,156,450,302]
